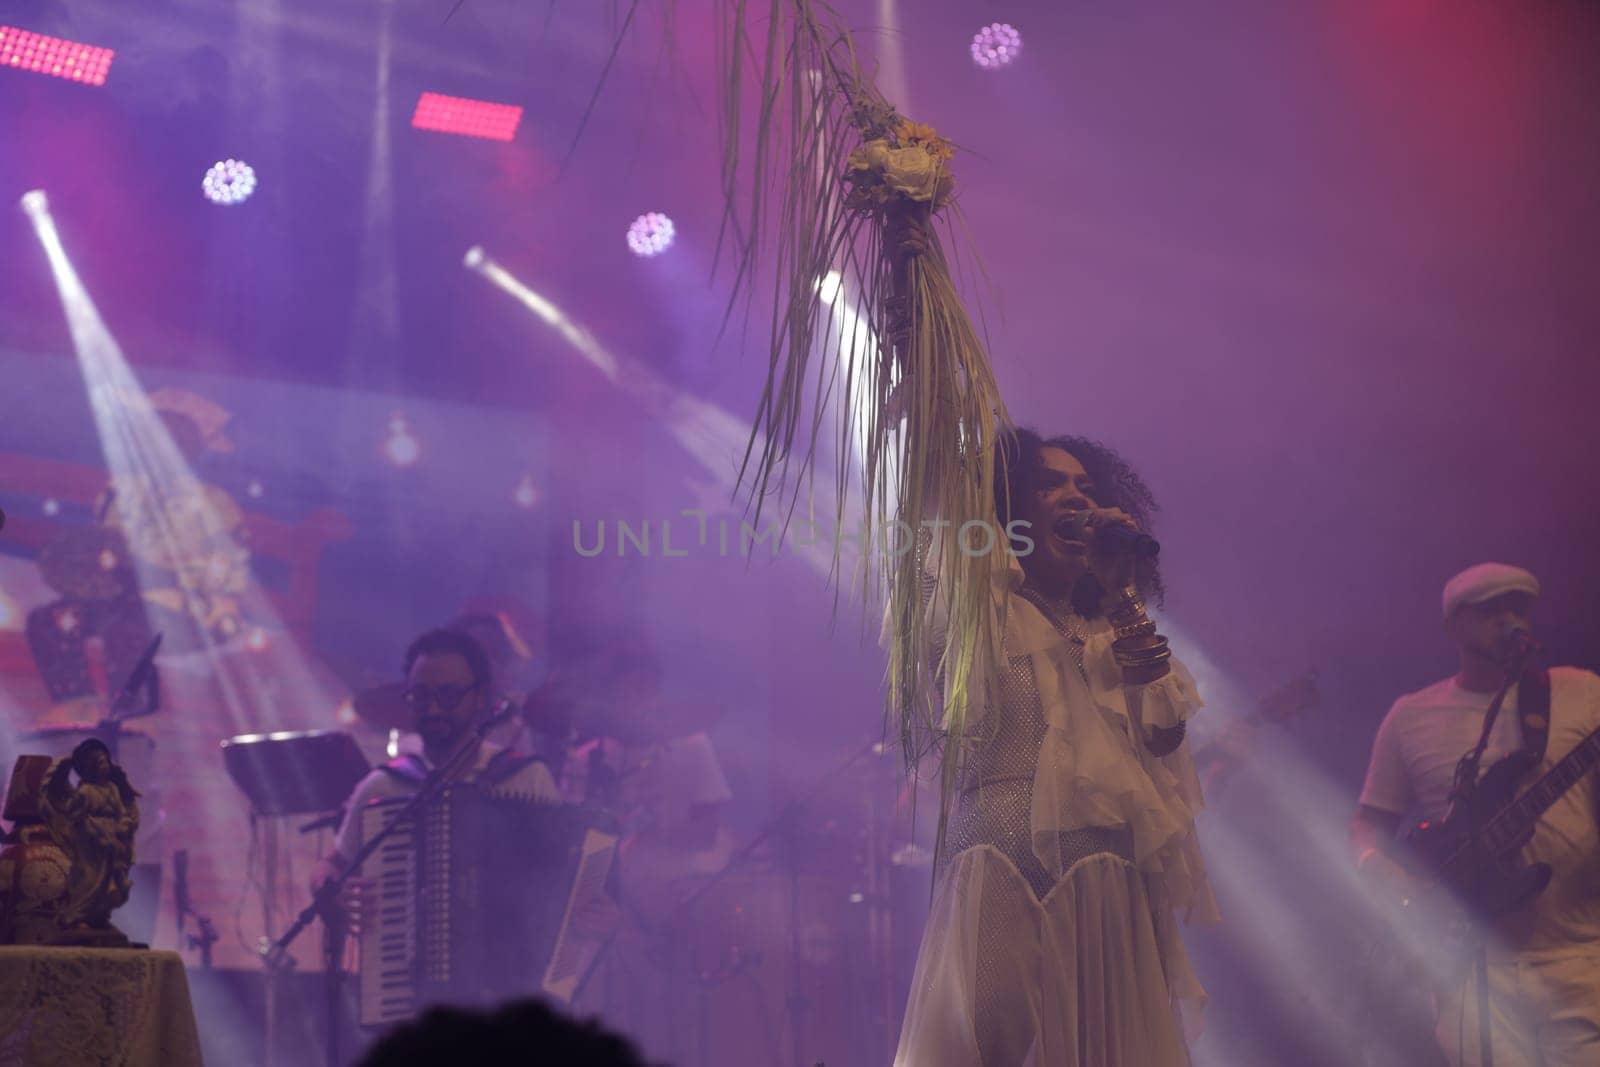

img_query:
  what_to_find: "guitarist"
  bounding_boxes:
[1352,563,1600,1066]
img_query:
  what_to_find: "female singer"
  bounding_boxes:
[894,428,1217,1066]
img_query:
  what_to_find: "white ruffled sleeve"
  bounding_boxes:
[1014,606,1220,925]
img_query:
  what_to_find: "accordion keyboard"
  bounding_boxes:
[355,787,615,1027]
[359,798,420,1027]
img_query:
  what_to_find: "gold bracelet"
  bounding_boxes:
[1113,634,1169,656]
[1113,619,1158,642]
[1114,643,1172,668]
[1103,586,1146,621]
[1120,661,1172,685]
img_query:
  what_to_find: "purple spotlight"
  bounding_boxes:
[627,212,675,257]
[970,23,1022,70]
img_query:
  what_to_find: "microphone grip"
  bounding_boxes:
[1096,523,1161,560]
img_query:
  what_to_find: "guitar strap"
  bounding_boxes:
[1514,666,1552,767]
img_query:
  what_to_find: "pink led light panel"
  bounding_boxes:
[411,92,523,142]
[0,26,114,86]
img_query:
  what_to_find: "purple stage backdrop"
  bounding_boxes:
[2,2,1598,1065]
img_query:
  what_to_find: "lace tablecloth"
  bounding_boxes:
[0,947,203,1067]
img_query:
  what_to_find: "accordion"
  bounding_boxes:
[358,786,617,1028]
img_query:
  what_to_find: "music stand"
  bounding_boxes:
[221,730,370,1067]
[221,730,369,816]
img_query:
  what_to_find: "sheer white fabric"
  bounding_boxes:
[894,552,1217,1066]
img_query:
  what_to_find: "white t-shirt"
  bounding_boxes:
[1360,667,1600,956]
[331,742,560,864]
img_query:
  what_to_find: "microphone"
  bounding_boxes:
[477,697,520,735]
[1053,515,1161,559]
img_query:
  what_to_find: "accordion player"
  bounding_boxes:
[354,784,618,1028]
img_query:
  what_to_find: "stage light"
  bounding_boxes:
[512,473,539,509]
[202,160,257,205]
[383,412,420,468]
[627,212,675,257]
[0,26,114,86]
[411,92,522,142]
[462,246,621,382]
[246,480,264,499]
[42,497,60,516]
[24,185,346,975]
[970,23,1022,70]
[467,251,848,581]
[817,270,843,307]
[20,189,48,216]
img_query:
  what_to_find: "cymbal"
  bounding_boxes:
[351,682,410,732]
[39,527,137,600]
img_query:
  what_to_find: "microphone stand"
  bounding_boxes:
[89,633,164,765]
[104,633,162,724]
[173,849,220,969]
[1445,642,1529,1067]
[259,702,515,1067]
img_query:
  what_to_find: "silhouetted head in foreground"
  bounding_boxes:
[358,999,653,1067]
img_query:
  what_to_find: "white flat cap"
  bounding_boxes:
[1443,562,1540,619]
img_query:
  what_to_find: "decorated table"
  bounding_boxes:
[0,947,203,1067]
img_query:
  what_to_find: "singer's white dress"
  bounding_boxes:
[893,559,1217,1067]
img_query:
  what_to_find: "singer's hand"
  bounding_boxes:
[1083,507,1142,591]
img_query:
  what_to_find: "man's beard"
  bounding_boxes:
[418,716,463,748]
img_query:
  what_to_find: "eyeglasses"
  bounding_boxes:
[403,683,477,713]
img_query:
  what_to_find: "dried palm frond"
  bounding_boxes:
[570,0,1013,867]
[706,0,1011,865]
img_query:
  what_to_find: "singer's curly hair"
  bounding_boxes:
[993,427,1166,616]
